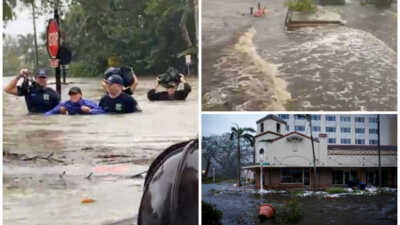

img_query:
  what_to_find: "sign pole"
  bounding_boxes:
[54,2,61,98]
[260,163,264,192]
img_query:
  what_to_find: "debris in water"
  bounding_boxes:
[81,197,96,204]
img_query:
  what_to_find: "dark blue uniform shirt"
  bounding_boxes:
[99,92,138,114]
[17,84,60,113]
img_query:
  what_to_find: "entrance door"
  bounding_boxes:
[304,168,310,185]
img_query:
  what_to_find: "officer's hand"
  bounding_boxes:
[179,74,186,83]
[18,68,29,79]
[81,105,92,113]
[154,78,160,89]
[59,106,67,115]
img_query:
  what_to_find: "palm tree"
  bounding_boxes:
[230,123,255,187]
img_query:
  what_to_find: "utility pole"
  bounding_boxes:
[377,115,382,188]
[307,115,318,192]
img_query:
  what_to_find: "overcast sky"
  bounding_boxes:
[202,114,265,136]
[4,3,49,39]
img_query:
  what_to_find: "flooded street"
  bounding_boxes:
[3,76,198,225]
[202,0,397,111]
[203,183,397,225]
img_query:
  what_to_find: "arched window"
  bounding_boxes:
[259,148,264,155]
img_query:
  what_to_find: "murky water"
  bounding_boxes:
[3,77,198,225]
[202,183,397,225]
[202,0,397,111]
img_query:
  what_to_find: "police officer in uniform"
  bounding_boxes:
[99,74,139,113]
[4,68,60,113]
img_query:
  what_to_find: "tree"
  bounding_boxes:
[230,124,255,187]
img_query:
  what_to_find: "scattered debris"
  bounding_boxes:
[59,171,66,179]
[80,197,96,204]
[85,172,93,180]
[129,171,147,179]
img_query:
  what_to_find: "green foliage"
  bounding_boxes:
[326,187,348,194]
[61,0,197,76]
[274,195,304,224]
[202,201,223,225]
[5,0,197,77]
[3,0,16,21]
[285,0,317,12]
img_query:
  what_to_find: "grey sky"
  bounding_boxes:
[202,114,265,136]
[4,3,48,40]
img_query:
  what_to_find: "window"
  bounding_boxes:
[312,126,321,132]
[369,140,378,145]
[279,114,289,120]
[369,117,377,123]
[295,115,305,120]
[341,138,351,144]
[328,138,336,144]
[340,116,351,122]
[295,126,305,131]
[280,168,303,183]
[369,128,378,134]
[326,127,336,132]
[259,148,264,155]
[332,170,344,184]
[286,126,290,131]
[340,127,351,133]
[355,128,365,134]
[355,117,365,123]
[277,123,281,133]
[311,115,321,120]
[260,123,264,133]
[326,115,336,121]
[355,139,365,144]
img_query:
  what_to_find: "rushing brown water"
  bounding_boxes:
[202,0,397,111]
[3,77,198,225]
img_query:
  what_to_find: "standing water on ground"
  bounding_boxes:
[203,183,397,225]
[3,77,198,225]
[202,0,396,111]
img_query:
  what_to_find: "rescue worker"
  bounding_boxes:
[147,74,191,101]
[45,87,104,115]
[4,68,60,113]
[99,74,139,113]
[101,66,139,95]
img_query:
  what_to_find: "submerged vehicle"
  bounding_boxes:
[138,139,198,225]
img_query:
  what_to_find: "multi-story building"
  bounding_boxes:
[244,115,397,189]
[274,114,396,145]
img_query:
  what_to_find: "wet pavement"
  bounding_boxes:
[202,183,397,225]
[3,77,198,225]
[202,0,397,111]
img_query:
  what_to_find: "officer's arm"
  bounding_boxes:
[130,74,139,93]
[100,79,109,93]
[176,83,191,100]
[85,100,104,115]
[4,74,23,96]
[44,103,63,116]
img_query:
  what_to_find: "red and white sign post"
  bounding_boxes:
[47,17,61,97]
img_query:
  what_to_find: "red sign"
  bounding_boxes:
[47,19,60,59]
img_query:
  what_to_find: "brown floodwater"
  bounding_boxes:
[3,76,198,225]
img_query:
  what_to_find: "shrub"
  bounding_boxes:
[273,195,304,224]
[202,201,223,225]
[285,0,317,12]
[326,187,348,194]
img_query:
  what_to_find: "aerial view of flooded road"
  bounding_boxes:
[3,77,198,225]
[202,0,397,111]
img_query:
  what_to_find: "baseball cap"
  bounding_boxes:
[68,87,82,95]
[35,68,48,78]
[106,74,124,85]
